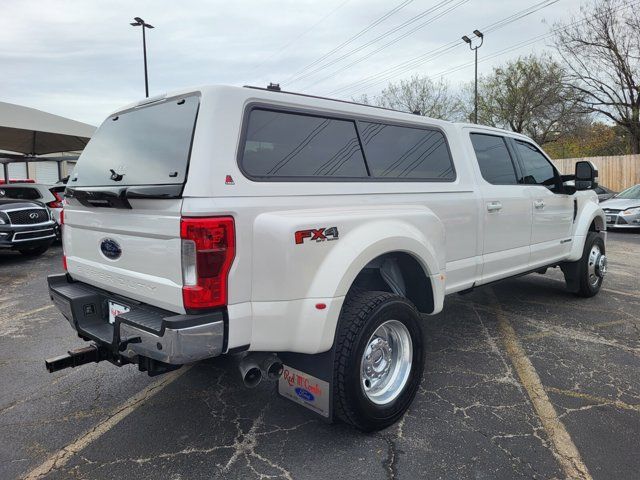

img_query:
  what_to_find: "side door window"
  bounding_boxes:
[512,140,560,192]
[470,133,519,185]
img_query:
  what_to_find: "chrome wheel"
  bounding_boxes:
[360,319,413,405]
[587,244,606,287]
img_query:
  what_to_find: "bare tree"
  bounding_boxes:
[554,0,640,153]
[473,54,587,145]
[356,76,465,121]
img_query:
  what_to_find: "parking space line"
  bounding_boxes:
[22,366,190,480]
[491,293,593,480]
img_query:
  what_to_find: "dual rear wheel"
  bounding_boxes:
[333,291,424,432]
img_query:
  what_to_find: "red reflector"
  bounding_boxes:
[181,217,235,310]
[315,303,327,310]
[59,210,64,225]
[62,255,67,271]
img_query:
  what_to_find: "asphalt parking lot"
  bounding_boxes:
[1,232,639,480]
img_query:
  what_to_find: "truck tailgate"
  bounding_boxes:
[63,198,185,313]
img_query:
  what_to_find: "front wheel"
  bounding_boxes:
[333,291,424,432]
[575,232,607,297]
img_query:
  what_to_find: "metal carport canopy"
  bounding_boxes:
[0,101,95,155]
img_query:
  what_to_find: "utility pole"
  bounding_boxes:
[462,30,484,124]
[130,17,155,98]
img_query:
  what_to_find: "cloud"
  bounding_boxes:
[1,0,582,125]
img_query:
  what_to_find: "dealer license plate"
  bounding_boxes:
[108,300,130,324]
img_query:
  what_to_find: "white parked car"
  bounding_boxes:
[46,85,607,431]
[601,184,640,229]
[0,182,63,225]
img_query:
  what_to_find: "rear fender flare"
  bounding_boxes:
[307,217,445,302]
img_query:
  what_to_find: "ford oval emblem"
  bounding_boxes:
[294,387,315,402]
[100,238,122,260]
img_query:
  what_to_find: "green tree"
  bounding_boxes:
[474,54,586,145]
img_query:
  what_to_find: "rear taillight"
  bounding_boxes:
[47,191,64,209]
[180,216,235,310]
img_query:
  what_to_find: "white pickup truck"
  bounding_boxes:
[46,85,607,431]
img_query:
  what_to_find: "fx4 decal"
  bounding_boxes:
[295,227,339,245]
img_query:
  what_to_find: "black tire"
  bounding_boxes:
[18,245,49,257]
[333,291,424,432]
[575,231,606,298]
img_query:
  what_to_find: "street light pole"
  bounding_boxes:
[462,30,484,124]
[130,17,155,98]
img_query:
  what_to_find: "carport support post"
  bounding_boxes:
[2,163,8,182]
[142,25,149,98]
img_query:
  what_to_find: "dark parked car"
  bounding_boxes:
[0,198,57,256]
[594,185,617,202]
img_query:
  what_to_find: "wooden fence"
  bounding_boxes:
[551,154,640,192]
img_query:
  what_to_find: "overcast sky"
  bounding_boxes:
[2,0,585,126]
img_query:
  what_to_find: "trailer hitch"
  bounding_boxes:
[45,344,115,373]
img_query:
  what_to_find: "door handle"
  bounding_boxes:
[534,200,545,209]
[487,201,502,212]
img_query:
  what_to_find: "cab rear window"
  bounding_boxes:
[71,95,199,187]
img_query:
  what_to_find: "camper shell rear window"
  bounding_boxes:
[70,94,199,188]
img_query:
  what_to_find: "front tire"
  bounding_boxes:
[333,291,424,432]
[575,232,606,297]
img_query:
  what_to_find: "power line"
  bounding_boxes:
[420,0,640,83]
[328,42,460,97]
[297,0,470,90]
[342,0,639,101]
[249,0,352,81]
[326,0,560,98]
[288,0,459,85]
[285,0,414,83]
[329,0,560,97]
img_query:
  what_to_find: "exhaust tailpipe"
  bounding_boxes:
[238,356,262,388]
[237,353,284,387]
[260,354,284,380]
